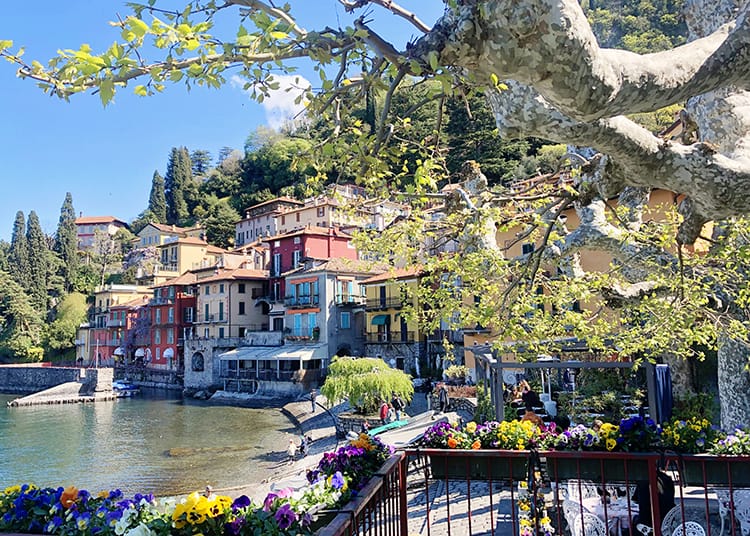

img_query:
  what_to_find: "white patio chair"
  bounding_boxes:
[567,479,600,504]
[572,512,609,536]
[672,521,706,536]
[661,506,710,536]
[732,489,750,536]
[715,489,732,536]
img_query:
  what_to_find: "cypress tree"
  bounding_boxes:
[54,192,79,292]
[26,211,49,309]
[9,211,30,289]
[148,170,167,223]
[165,147,191,225]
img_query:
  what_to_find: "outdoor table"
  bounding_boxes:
[584,497,639,535]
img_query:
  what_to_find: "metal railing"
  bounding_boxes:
[365,297,403,309]
[284,294,321,307]
[317,448,750,536]
[365,331,415,343]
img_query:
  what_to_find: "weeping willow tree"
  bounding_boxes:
[321,357,414,415]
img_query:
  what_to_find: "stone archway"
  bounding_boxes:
[191,352,204,372]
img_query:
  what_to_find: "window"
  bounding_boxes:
[293,236,301,244]
[218,302,224,321]
[273,253,281,276]
[522,243,534,255]
[218,327,225,338]
[296,213,300,222]
[155,309,161,324]
[293,250,301,267]
[341,312,351,329]
[281,215,286,225]
[155,348,161,361]
[204,327,209,338]
[168,307,174,323]
[167,329,174,344]
[154,330,161,344]
[317,207,325,217]
[238,302,246,315]
[204,303,209,320]
[219,283,225,294]
[238,283,246,294]
[204,286,209,295]
[184,307,194,323]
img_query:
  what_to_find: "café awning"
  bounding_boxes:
[219,344,327,362]
[371,314,390,325]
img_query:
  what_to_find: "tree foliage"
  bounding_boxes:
[148,170,167,223]
[54,192,79,293]
[44,292,88,355]
[321,356,414,415]
[25,211,48,309]
[9,211,29,290]
[0,270,44,361]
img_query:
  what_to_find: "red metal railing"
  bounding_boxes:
[318,449,750,536]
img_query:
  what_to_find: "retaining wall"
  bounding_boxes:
[0,364,84,394]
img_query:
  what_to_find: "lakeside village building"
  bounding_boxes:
[74,180,710,398]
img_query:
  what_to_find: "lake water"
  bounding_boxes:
[0,391,298,497]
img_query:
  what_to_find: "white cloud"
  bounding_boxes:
[231,74,311,130]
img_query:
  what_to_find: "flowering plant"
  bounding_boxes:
[517,474,554,536]
[421,420,543,450]
[709,428,750,455]
[661,417,719,453]
[541,424,600,451]
[616,416,660,452]
[0,433,393,535]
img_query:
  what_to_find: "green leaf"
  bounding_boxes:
[128,17,150,38]
[427,50,439,71]
[169,70,184,82]
[134,85,148,96]
[269,31,288,40]
[99,79,114,106]
[0,40,12,49]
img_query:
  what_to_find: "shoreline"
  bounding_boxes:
[202,393,345,503]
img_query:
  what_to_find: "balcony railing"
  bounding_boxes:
[149,297,174,306]
[365,297,403,310]
[365,331,415,343]
[335,294,366,305]
[284,294,320,307]
[195,313,225,323]
[106,319,126,327]
[318,449,747,536]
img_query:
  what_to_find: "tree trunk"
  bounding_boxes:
[717,335,750,430]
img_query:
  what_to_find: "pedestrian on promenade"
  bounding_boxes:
[438,383,450,413]
[286,438,297,461]
[379,400,389,425]
[391,392,405,421]
[310,388,317,413]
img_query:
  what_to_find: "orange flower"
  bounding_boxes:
[447,437,458,448]
[61,486,78,508]
[471,440,481,450]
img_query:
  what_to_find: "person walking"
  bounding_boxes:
[310,388,317,413]
[379,400,389,425]
[286,438,297,461]
[391,392,405,421]
[438,383,450,413]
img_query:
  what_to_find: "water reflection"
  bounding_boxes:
[0,390,297,496]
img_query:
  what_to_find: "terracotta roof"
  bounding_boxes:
[147,222,188,234]
[361,267,422,284]
[196,268,269,284]
[75,216,127,226]
[110,296,149,309]
[173,236,208,246]
[150,272,198,288]
[206,244,228,254]
[263,225,352,242]
[292,258,388,276]
[243,196,303,214]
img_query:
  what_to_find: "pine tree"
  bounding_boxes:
[148,170,167,223]
[26,211,49,309]
[165,147,192,225]
[54,192,78,292]
[9,211,30,290]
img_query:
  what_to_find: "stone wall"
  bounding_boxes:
[336,413,382,438]
[0,364,83,394]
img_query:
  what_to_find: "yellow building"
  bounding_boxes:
[142,237,228,285]
[361,267,423,372]
[136,222,204,248]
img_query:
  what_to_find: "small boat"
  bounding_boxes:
[112,380,140,397]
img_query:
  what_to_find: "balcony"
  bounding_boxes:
[195,313,225,323]
[335,294,366,305]
[149,296,174,306]
[365,297,403,310]
[106,318,126,328]
[365,331,415,343]
[284,294,320,308]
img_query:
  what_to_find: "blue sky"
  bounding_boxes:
[0,1,443,241]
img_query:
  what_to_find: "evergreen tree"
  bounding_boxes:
[0,269,44,361]
[9,211,29,290]
[190,149,212,176]
[54,192,78,292]
[147,170,167,223]
[26,211,49,309]
[165,147,192,225]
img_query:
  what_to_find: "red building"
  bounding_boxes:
[147,272,197,370]
[107,297,149,365]
[263,226,357,332]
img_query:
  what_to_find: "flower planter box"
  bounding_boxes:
[429,451,528,481]
[547,456,650,483]
[680,456,750,487]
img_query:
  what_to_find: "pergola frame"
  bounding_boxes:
[471,344,659,424]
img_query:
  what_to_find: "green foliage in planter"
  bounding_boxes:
[321,356,413,414]
[572,391,624,423]
[445,364,468,382]
[474,381,496,423]
[673,392,718,423]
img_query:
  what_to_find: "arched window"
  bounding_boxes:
[191,352,205,372]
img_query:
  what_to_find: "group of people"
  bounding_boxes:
[286,434,311,461]
[379,392,407,424]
